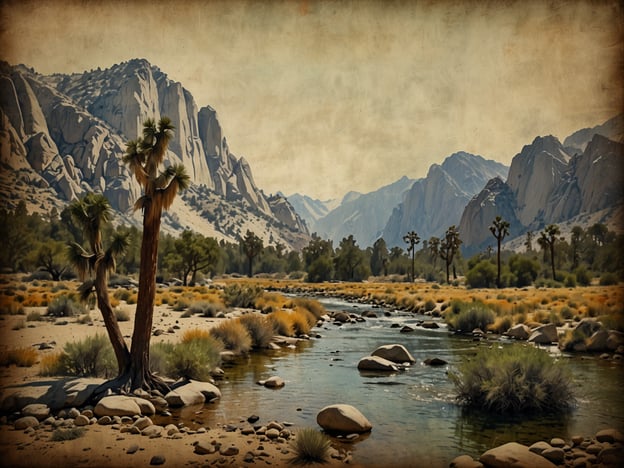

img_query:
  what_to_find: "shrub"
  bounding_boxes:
[267,310,294,336]
[77,313,92,325]
[508,255,540,287]
[151,331,222,381]
[40,352,67,376]
[574,267,592,286]
[0,300,24,315]
[51,427,86,441]
[187,301,225,317]
[450,345,575,414]
[47,295,86,317]
[0,347,38,367]
[26,311,43,322]
[210,320,252,354]
[488,315,512,334]
[290,310,313,336]
[423,299,437,312]
[11,318,25,330]
[222,284,263,308]
[114,308,131,322]
[445,301,495,333]
[289,428,332,464]
[238,314,274,349]
[61,334,116,377]
[599,272,618,286]
[466,260,497,288]
[559,328,588,351]
[172,297,192,311]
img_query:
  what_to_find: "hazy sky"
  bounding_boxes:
[1,0,622,200]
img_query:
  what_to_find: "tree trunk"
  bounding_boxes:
[248,256,253,278]
[550,243,556,280]
[94,261,130,375]
[496,238,502,288]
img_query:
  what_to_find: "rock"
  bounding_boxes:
[528,323,558,344]
[81,409,94,418]
[316,404,372,434]
[574,318,603,337]
[126,444,139,454]
[94,396,154,417]
[141,425,163,437]
[74,414,90,426]
[97,416,112,425]
[149,455,165,465]
[596,428,624,443]
[549,438,566,448]
[264,376,285,388]
[586,330,609,352]
[371,344,415,363]
[68,408,81,418]
[266,428,280,439]
[480,442,557,468]
[449,454,484,468]
[607,330,624,351]
[194,441,217,454]
[357,356,399,372]
[400,325,414,333]
[333,312,350,323]
[220,445,239,456]
[421,321,440,329]
[21,403,50,421]
[133,416,153,431]
[542,447,565,464]
[507,324,531,340]
[599,445,624,465]
[165,380,221,407]
[529,441,552,455]
[14,416,39,430]
[423,357,447,366]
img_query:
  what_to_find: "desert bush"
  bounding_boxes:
[559,328,588,351]
[599,272,618,286]
[289,428,332,464]
[0,300,24,315]
[559,306,574,320]
[61,334,116,377]
[424,299,437,312]
[450,345,575,414]
[47,295,86,317]
[0,347,38,367]
[290,310,313,335]
[113,288,132,302]
[598,312,624,333]
[114,308,130,321]
[151,331,222,381]
[187,300,225,317]
[445,301,495,333]
[466,260,497,288]
[51,427,86,441]
[238,314,274,348]
[574,267,592,286]
[267,310,295,336]
[39,352,67,376]
[564,274,577,288]
[222,284,263,308]
[77,313,92,325]
[172,297,192,311]
[488,315,513,334]
[11,318,25,330]
[210,320,252,354]
[26,311,43,322]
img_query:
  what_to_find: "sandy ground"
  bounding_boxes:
[0,303,355,468]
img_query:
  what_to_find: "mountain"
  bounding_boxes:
[0,59,309,249]
[381,153,508,247]
[458,121,624,255]
[284,193,340,232]
[312,176,415,247]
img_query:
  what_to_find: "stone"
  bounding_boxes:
[316,404,372,434]
[586,330,609,352]
[126,444,139,454]
[97,416,112,425]
[165,380,221,407]
[141,425,163,438]
[68,408,81,418]
[21,403,50,421]
[449,455,484,468]
[95,396,154,417]
[266,428,280,439]
[542,447,565,464]
[528,323,558,344]
[14,416,39,430]
[133,416,153,431]
[194,441,217,454]
[220,445,239,456]
[479,442,557,468]
[596,428,624,443]
[529,441,552,455]
[264,376,285,388]
[421,321,440,329]
[371,344,415,363]
[549,438,566,448]
[333,312,350,323]
[599,445,624,465]
[400,325,415,333]
[149,455,165,465]
[74,414,90,426]
[607,330,624,351]
[506,324,531,340]
[357,356,398,372]
[574,318,603,337]
[423,357,447,366]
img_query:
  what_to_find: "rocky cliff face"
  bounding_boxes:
[0,60,308,249]
[459,128,624,254]
[381,153,508,247]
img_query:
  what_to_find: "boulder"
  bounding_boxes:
[586,330,609,352]
[94,395,154,417]
[606,331,624,351]
[165,380,221,407]
[574,318,603,337]
[264,376,285,388]
[506,324,530,340]
[357,356,398,372]
[528,323,558,344]
[14,416,39,430]
[541,447,565,464]
[21,403,50,421]
[480,442,557,468]
[529,441,552,455]
[421,321,440,329]
[371,344,415,363]
[423,357,447,366]
[596,428,624,444]
[449,455,484,468]
[333,312,350,323]
[316,404,372,434]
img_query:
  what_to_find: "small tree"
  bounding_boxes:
[428,236,440,268]
[165,230,220,285]
[335,235,365,281]
[403,231,420,282]
[439,226,462,284]
[370,238,389,276]
[489,216,510,288]
[241,230,263,278]
[538,224,561,280]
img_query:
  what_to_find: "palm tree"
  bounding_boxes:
[402,231,420,282]
[538,224,561,280]
[489,216,510,288]
[122,117,190,392]
[67,193,130,375]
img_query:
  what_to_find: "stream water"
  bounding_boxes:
[168,297,624,467]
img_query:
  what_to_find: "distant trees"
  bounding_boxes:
[164,230,219,285]
[403,231,420,282]
[370,238,389,276]
[334,235,369,281]
[489,216,510,288]
[240,230,263,277]
[428,236,440,269]
[440,226,462,283]
[302,234,334,283]
[538,224,561,280]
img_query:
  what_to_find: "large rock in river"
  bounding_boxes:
[528,323,558,344]
[357,356,399,372]
[316,404,372,434]
[371,344,415,363]
[479,442,557,468]
[165,380,221,407]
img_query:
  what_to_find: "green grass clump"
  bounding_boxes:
[222,284,263,308]
[26,311,43,321]
[47,295,86,317]
[450,345,575,414]
[114,308,131,321]
[289,428,332,464]
[445,301,495,333]
[59,334,116,377]
[238,314,274,349]
[210,320,252,354]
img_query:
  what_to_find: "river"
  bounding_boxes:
[168,297,624,467]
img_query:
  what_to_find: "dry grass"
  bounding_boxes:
[0,346,38,367]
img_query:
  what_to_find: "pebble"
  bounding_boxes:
[149,455,165,465]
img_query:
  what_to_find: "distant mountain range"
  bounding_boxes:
[0,59,309,249]
[1,59,622,254]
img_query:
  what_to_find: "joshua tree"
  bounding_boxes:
[489,216,510,288]
[428,236,440,268]
[67,193,130,375]
[538,224,561,280]
[241,230,263,277]
[524,230,534,253]
[439,226,462,284]
[403,231,420,282]
[121,117,189,392]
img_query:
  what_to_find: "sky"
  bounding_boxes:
[1,0,622,201]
